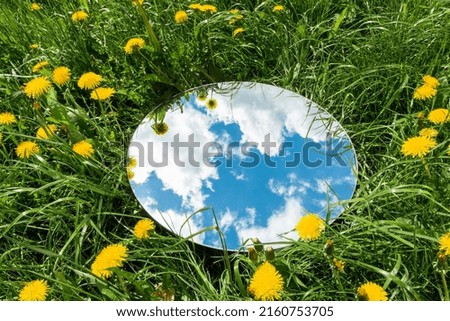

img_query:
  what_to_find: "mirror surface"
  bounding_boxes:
[128,82,357,250]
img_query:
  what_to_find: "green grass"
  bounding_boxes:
[1,0,450,301]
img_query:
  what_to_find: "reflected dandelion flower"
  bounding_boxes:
[248,261,284,301]
[134,219,156,240]
[91,244,128,279]
[0,112,17,125]
[206,98,218,110]
[18,280,48,301]
[357,282,388,301]
[152,122,169,135]
[401,136,436,158]
[295,214,325,241]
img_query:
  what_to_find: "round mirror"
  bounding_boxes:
[127,82,357,251]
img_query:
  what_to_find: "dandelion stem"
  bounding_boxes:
[440,271,449,301]
[136,3,161,52]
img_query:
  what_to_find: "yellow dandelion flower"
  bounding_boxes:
[128,157,137,168]
[175,10,188,23]
[91,244,128,279]
[357,282,388,301]
[152,122,169,135]
[90,87,116,100]
[418,128,438,139]
[229,14,244,25]
[333,258,345,273]
[401,136,436,158]
[273,5,285,12]
[295,214,325,241]
[422,75,439,88]
[52,66,71,86]
[427,108,450,125]
[30,44,39,49]
[413,84,437,100]
[229,9,240,14]
[77,72,102,90]
[189,4,202,10]
[132,0,144,5]
[0,112,17,125]
[124,37,146,54]
[23,77,52,99]
[233,27,245,37]
[206,98,218,110]
[32,61,49,73]
[248,261,284,301]
[199,5,218,13]
[127,167,135,180]
[417,111,425,119]
[134,219,156,240]
[31,3,42,11]
[16,141,40,159]
[36,124,57,140]
[72,140,94,158]
[18,280,48,301]
[439,232,450,256]
[71,10,89,22]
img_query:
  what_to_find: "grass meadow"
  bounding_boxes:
[1,0,450,301]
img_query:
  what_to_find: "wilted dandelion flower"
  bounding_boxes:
[418,128,438,139]
[36,124,57,139]
[273,5,285,12]
[0,112,17,125]
[413,84,437,100]
[30,44,39,49]
[90,87,116,100]
[24,77,52,99]
[401,136,436,158]
[124,37,145,54]
[152,122,169,135]
[248,261,284,301]
[427,108,450,125]
[199,4,217,13]
[31,3,42,11]
[32,61,49,73]
[357,282,388,301]
[206,98,218,110]
[439,232,450,256]
[333,258,345,273]
[295,214,325,241]
[71,11,89,22]
[91,244,128,279]
[77,72,102,90]
[52,66,71,86]
[233,27,245,37]
[134,219,156,240]
[422,75,440,88]
[72,140,94,158]
[18,280,48,301]
[175,10,188,23]
[16,141,40,159]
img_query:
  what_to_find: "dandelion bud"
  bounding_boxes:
[248,247,258,263]
[265,246,275,261]
[324,239,334,257]
[251,238,264,252]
